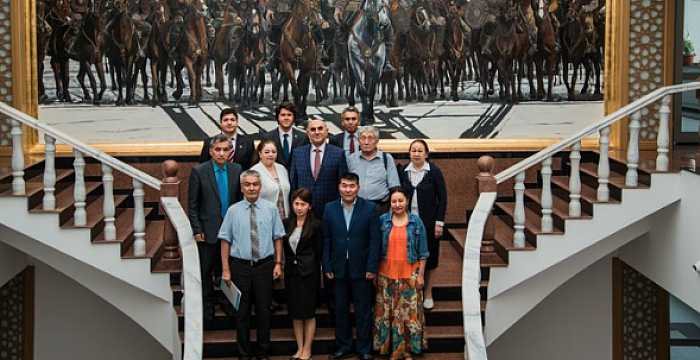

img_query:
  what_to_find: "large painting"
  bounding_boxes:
[36,0,605,144]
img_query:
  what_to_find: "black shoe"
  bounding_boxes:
[330,351,354,360]
[239,357,253,360]
[359,355,373,360]
[257,355,270,360]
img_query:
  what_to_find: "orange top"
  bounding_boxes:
[378,225,419,280]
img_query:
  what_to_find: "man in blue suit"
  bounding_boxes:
[322,173,381,360]
[289,118,348,219]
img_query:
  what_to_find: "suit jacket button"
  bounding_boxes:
[293,260,297,265]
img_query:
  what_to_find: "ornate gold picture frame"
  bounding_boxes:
[9,0,675,156]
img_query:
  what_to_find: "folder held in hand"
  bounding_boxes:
[220,279,242,311]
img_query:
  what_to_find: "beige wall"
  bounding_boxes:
[33,261,170,360]
[487,256,613,360]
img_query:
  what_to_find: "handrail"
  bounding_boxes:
[0,102,161,190]
[161,197,203,360]
[495,81,700,184]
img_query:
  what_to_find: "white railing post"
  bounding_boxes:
[133,179,146,256]
[656,95,671,171]
[73,149,87,226]
[513,171,526,247]
[597,126,610,202]
[102,163,116,241]
[569,141,582,217]
[626,111,641,187]
[43,135,56,209]
[540,157,553,232]
[11,120,25,195]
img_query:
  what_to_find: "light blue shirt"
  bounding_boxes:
[343,131,359,153]
[342,199,356,230]
[346,151,400,201]
[218,198,285,260]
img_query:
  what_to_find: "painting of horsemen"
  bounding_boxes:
[37,0,606,143]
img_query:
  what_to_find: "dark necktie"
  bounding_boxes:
[283,134,290,161]
[250,203,259,260]
[349,133,355,154]
[313,148,321,180]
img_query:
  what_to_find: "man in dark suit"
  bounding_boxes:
[200,107,255,170]
[188,133,243,323]
[322,173,380,360]
[289,118,348,219]
[260,102,308,168]
[328,106,360,154]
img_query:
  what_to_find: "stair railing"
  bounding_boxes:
[0,102,202,360]
[461,81,700,360]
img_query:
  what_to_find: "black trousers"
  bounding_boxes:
[231,257,275,357]
[197,241,221,315]
[334,270,373,355]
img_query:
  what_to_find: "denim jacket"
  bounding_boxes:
[379,212,429,264]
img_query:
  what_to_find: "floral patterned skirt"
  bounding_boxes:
[373,271,428,358]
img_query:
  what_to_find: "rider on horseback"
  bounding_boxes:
[207,0,246,45]
[65,0,91,57]
[334,0,395,72]
[266,0,325,72]
[129,0,154,57]
[166,0,192,57]
[515,0,538,57]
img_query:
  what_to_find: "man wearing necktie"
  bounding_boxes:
[329,106,361,154]
[260,102,309,169]
[200,108,256,170]
[289,118,349,219]
[188,134,243,325]
[219,169,285,360]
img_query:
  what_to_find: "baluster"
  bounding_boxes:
[11,121,25,195]
[569,141,582,217]
[133,179,146,256]
[73,150,87,226]
[43,135,56,209]
[513,171,526,248]
[102,163,116,241]
[597,126,610,202]
[476,156,497,245]
[656,95,671,171]
[161,160,182,264]
[540,157,553,233]
[626,111,641,187]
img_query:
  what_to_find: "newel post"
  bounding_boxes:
[160,160,182,263]
[476,156,496,244]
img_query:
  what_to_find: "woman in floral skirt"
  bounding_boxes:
[373,188,429,359]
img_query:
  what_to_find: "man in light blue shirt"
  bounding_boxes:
[219,169,285,360]
[346,126,400,211]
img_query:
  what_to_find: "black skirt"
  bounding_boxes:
[284,269,320,319]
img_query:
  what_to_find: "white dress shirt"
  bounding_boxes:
[405,162,444,227]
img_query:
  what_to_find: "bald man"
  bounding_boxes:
[289,118,348,218]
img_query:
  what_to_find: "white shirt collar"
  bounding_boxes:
[405,161,430,172]
[312,142,326,153]
[279,127,294,137]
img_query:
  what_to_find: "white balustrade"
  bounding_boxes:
[73,150,87,226]
[540,157,553,233]
[625,111,641,187]
[656,95,671,171]
[597,126,610,202]
[513,171,526,248]
[42,135,56,209]
[569,141,582,217]
[11,120,25,195]
[133,179,146,256]
[102,163,116,241]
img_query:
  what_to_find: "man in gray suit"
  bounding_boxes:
[188,133,243,324]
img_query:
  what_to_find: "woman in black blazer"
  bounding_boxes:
[284,188,323,360]
[398,139,447,310]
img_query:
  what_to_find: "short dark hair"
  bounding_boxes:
[219,107,238,122]
[409,139,430,155]
[209,133,231,149]
[340,106,360,119]
[253,138,277,163]
[339,172,360,185]
[274,102,296,123]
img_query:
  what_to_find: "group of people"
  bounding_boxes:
[188,103,447,360]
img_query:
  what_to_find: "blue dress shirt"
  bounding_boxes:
[218,198,286,260]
